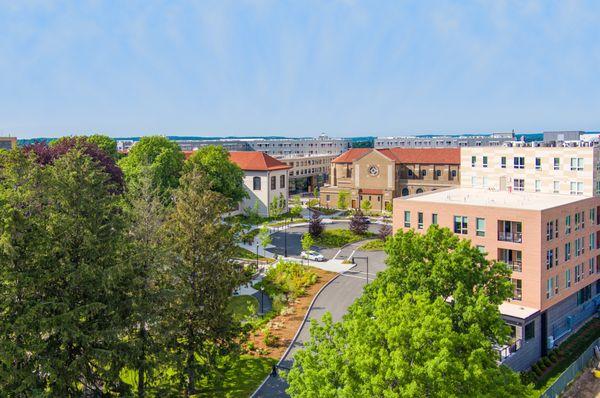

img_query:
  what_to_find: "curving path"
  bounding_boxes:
[252,245,387,398]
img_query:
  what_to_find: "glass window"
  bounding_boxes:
[513,157,525,169]
[501,156,506,168]
[553,181,560,194]
[512,279,522,300]
[271,176,276,190]
[280,174,285,188]
[565,268,571,288]
[535,180,541,192]
[553,157,560,170]
[565,242,571,261]
[471,156,476,167]
[570,182,583,195]
[546,277,554,299]
[471,176,478,187]
[535,157,541,170]
[524,322,535,340]
[513,179,525,191]
[418,212,423,229]
[483,156,488,168]
[565,215,571,234]
[404,211,411,228]
[570,158,584,171]
[476,218,485,237]
[453,216,468,234]
[431,213,438,225]
[253,176,261,190]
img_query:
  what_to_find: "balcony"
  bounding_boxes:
[496,339,523,361]
[507,260,522,272]
[498,231,523,243]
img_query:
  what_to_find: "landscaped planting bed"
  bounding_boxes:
[313,228,375,248]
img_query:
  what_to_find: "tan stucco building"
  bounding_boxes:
[320,148,460,212]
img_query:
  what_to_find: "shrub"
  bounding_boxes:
[378,224,392,240]
[542,356,552,367]
[349,210,369,235]
[308,212,324,237]
[313,229,367,248]
[258,260,319,300]
[531,364,542,377]
[263,330,279,347]
[307,198,319,208]
[247,342,255,351]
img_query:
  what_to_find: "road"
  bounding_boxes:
[253,225,387,398]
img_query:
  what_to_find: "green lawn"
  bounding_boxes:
[121,355,275,398]
[358,239,385,251]
[234,246,272,262]
[313,229,375,248]
[228,295,259,323]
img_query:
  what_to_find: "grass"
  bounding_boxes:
[121,355,276,398]
[359,239,385,251]
[313,229,375,248]
[526,317,600,396]
[234,247,272,262]
[309,206,338,215]
[228,295,259,323]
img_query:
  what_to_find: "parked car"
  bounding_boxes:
[321,218,334,224]
[301,250,325,262]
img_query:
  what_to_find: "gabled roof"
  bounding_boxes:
[331,148,373,163]
[380,148,460,165]
[228,151,291,171]
[332,147,460,165]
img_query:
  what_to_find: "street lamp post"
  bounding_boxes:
[256,243,259,269]
[260,286,265,314]
[284,217,288,258]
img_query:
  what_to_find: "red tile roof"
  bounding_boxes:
[384,148,460,164]
[332,148,460,165]
[228,151,291,171]
[331,148,372,163]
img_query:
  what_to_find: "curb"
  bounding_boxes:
[249,265,354,398]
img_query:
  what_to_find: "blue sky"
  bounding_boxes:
[1,0,600,138]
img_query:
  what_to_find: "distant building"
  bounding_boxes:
[183,150,291,217]
[542,131,584,144]
[320,148,460,212]
[174,134,351,193]
[0,137,17,150]
[393,144,600,371]
[375,132,515,149]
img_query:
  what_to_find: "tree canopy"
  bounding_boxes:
[119,136,185,201]
[286,225,528,397]
[52,134,119,159]
[183,145,247,205]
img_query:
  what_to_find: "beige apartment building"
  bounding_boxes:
[393,143,600,372]
[0,137,17,150]
[320,148,460,212]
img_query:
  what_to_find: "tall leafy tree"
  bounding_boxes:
[119,136,184,201]
[51,134,119,160]
[0,148,133,396]
[287,226,528,397]
[122,171,171,398]
[288,291,529,398]
[162,170,245,396]
[183,145,247,205]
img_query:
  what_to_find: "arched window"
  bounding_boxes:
[253,177,261,191]
[401,188,409,196]
[416,188,424,194]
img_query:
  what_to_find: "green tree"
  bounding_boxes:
[162,170,245,396]
[122,171,170,397]
[288,291,529,398]
[269,195,281,218]
[257,225,272,256]
[184,145,247,205]
[301,233,314,266]
[290,195,303,218]
[51,134,119,159]
[337,191,349,210]
[377,225,513,343]
[119,136,184,202]
[313,187,319,199]
[384,200,393,213]
[360,199,372,214]
[0,149,133,395]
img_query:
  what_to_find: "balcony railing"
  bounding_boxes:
[497,339,523,361]
[506,260,522,272]
[498,231,522,243]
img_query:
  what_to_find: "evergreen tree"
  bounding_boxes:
[162,170,245,396]
[0,148,133,395]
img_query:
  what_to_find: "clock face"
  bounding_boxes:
[368,165,379,176]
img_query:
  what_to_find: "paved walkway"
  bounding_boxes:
[252,249,386,398]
